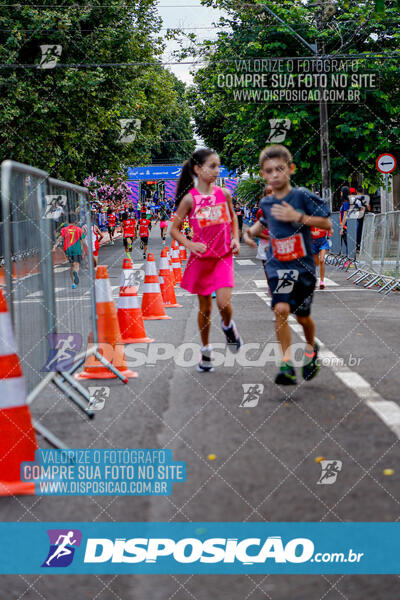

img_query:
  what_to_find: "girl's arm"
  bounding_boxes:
[222,189,240,255]
[170,195,207,256]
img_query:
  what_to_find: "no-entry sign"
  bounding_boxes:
[376,153,397,174]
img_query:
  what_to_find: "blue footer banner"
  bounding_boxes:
[0,522,398,574]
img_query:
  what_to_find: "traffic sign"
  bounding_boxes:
[376,153,397,174]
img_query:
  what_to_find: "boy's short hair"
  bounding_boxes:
[259,144,293,168]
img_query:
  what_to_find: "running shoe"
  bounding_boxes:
[319,280,325,290]
[221,320,242,352]
[143,252,146,259]
[211,291,216,298]
[140,240,144,250]
[72,283,77,289]
[110,240,114,246]
[73,270,79,285]
[197,348,214,373]
[302,342,320,381]
[275,361,297,385]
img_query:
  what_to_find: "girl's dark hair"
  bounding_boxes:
[175,148,217,207]
[341,186,350,202]
[121,211,128,221]
[107,208,112,215]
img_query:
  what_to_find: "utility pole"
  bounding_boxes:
[316,4,332,210]
[263,2,332,209]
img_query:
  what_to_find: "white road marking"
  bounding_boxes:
[236,259,256,266]
[321,277,339,287]
[27,287,64,298]
[255,291,400,440]
[253,280,269,288]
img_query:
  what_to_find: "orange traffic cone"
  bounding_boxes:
[165,246,174,279]
[120,258,133,287]
[159,249,182,308]
[141,254,172,320]
[0,289,38,496]
[77,266,137,379]
[179,245,187,262]
[118,286,154,343]
[171,241,183,283]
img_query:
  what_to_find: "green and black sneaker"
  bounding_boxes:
[302,342,320,381]
[275,361,297,385]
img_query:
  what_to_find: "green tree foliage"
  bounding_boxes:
[189,0,400,203]
[0,0,194,182]
[151,74,196,163]
[236,176,265,207]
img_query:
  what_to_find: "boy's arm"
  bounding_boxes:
[243,220,264,247]
[270,201,332,230]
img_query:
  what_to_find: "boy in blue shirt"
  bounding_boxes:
[244,145,332,385]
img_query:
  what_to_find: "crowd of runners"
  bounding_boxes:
[53,143,374,385]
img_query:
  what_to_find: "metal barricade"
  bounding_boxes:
[1,160,127,448]
[346,211,400,294]
[325,212,357,268]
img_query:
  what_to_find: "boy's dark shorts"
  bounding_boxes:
[268,270,316,317]
[66,253,82,264]
[123,237,133,249]
[140,236,149,245]
[108,226,115,234]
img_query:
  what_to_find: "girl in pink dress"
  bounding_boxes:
[170,148,242,372]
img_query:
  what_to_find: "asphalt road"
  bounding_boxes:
[1,225,400,599]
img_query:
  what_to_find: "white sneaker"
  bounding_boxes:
[221,320,242,353]
[197,347,214,373]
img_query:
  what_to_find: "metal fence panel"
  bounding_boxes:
[47,178,97,350]
[358,213,375,271]
[1,161,53,394]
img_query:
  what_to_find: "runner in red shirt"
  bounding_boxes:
[53,220,84,288]
[120,212,136,259]
[311,225,332,289]
[107,208,117,245]
[138,211,152,258]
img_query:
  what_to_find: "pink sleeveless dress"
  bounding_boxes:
[180,186,234,295]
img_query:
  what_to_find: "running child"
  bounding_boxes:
[158,204,169,243]
[311,226,332,289]
[120,211,136,260]
[107,208,117,245]
[170,148,242,373]
[139,210,152,258]
[244,144,331,385]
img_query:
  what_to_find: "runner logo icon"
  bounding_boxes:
[240,384,264,407]
[317,460,343,485]
[41,333,82,372]
[42,529,82,568]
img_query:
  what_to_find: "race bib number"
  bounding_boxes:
[271,234,306,262]
[195,202,231,228]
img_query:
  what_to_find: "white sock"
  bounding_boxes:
[201,344,212,353]
[222,320,233,330]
